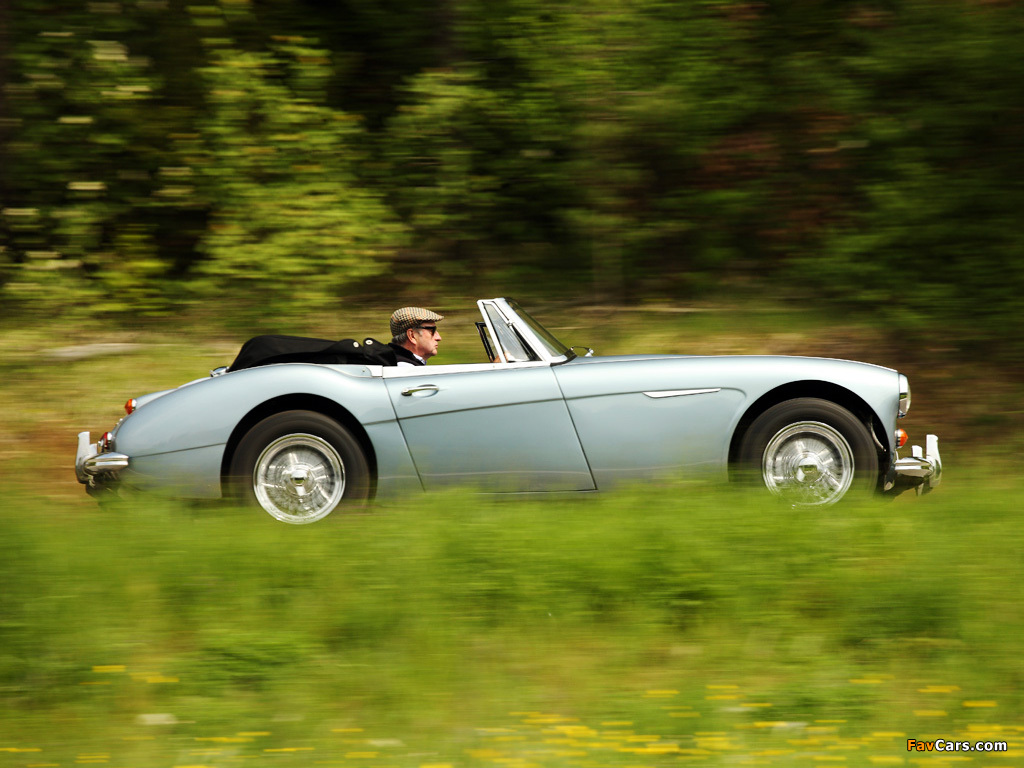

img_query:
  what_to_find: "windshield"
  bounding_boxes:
[507,299,571,358]
[484,303,537,362]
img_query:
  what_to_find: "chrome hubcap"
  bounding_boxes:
[762,421,855,506]
[253,434,345,523]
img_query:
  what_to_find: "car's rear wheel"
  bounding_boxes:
[738,398,878,507]
[229,410,369,524]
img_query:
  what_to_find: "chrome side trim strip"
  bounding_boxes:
[643,388,721,399]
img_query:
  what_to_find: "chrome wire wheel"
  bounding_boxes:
[762,421,855,507]
[738,398,878,507]
[253,433,346,524]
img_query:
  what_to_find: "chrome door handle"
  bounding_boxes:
[401,384,440,396]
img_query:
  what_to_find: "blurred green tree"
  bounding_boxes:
[380,67,578,292]
[187,40,405,316]
[801,2,1024,344]
[1,0,1022,355]
[0,0,203,316]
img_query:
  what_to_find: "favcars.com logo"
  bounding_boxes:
[907,739,1008,753]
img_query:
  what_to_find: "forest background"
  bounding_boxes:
[3,3,1024,763]
[2,0,1023,362]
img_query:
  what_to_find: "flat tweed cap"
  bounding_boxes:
[390,306,445,337]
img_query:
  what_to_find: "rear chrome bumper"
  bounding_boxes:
[76,431,129,486]
[886,434,942,496]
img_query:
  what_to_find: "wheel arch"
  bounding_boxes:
[728,381,889,479]
[220,394,378,498]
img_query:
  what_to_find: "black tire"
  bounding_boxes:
[228,410,370,524]
[737,398,878,507]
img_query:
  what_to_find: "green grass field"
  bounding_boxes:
[1,479,1022,767]
[1,306,1021,766]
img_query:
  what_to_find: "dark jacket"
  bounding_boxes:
[388,342,425,366]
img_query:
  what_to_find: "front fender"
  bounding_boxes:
[554,354,901,487]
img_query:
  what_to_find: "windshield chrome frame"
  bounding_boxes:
[477,298,573,365]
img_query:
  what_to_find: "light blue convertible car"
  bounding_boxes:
[76,298,941,523]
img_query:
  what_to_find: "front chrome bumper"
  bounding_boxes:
[887,433,942,496]
[76,431,129,487]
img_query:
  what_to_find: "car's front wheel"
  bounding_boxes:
[229,410,370,524]
[738,398,878,507]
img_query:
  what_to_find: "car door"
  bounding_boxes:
[552,356,746,488]
[383,363,596,491]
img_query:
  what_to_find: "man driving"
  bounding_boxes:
[388,306,444,366]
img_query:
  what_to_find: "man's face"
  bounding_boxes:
[407,323,441,359]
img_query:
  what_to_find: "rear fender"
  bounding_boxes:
[113,364,406,498]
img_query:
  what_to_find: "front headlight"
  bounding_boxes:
[898,374,911,418]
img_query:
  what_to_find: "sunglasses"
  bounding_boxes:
[415,325,439,334]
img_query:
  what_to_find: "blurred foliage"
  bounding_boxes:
[2,0,1023,355]
[1,481,1022,761]
[188,41,404,315]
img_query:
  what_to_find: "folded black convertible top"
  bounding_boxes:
[229,335,397,372]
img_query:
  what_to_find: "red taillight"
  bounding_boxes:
[125,398,137,415]
[895,429,908,449]
[100,431,114,451]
